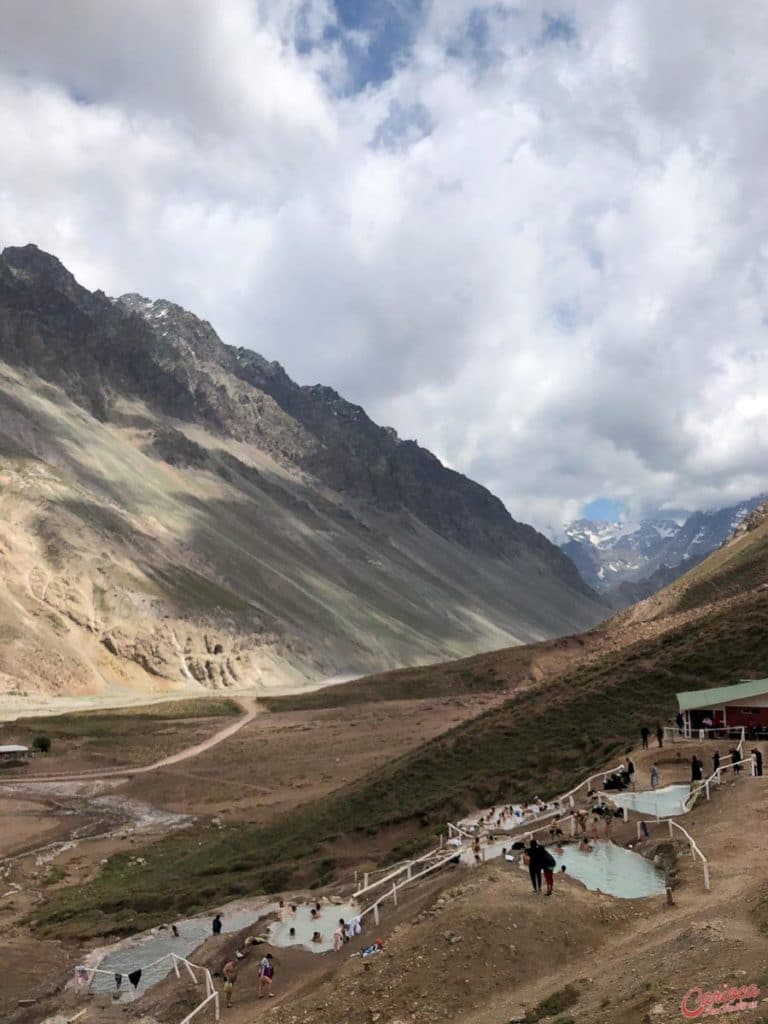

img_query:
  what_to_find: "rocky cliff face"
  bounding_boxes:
[0,244,606,697]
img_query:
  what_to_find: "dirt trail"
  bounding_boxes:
[0,697,259,785]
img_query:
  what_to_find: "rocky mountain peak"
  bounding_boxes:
[1,243,105,316]
[0,244,608,696]
[726,499,768,543]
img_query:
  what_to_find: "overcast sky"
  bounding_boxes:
[3,1,768,532]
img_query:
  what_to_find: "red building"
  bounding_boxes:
[677,678,768,738]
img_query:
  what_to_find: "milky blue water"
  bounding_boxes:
[92,906,275,994]
[91,898,362,997]
[478,839,665,898]
[267,902,360,952]
[550,842,666,897]
[608,784,691,818]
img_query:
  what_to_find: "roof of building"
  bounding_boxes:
[0,744,29,754]
[677,678,768,712]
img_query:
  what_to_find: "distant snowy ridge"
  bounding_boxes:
[560,496,767,606]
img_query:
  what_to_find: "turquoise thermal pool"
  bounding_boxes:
[608,784,691,818]
[478,840,666,898]
[92,907,273,994]
[267,902,361,953]
[92,899,362,997]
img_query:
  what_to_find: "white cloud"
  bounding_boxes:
[2,0,768,529]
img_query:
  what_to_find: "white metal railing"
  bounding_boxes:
[354,858,412,889]
[557,763,627,809]
[353,842,452,900]
[74,953,219,1022]
[447,822,475,840]
[635,816,710,890]
[665,724,746,744]
[684,755,755,811]
[351,744,760,920]
[454,762,627,842]
[356,847,464,927]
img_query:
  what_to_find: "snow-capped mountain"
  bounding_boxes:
[561,496,767,604]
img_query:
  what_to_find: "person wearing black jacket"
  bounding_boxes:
[752,748,763,776]
[527,839,548,894]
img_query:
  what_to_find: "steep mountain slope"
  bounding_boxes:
[561,497,765,605]
[0,244,606,697]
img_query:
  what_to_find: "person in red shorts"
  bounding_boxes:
[542,847,557,895]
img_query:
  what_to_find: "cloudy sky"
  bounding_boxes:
[3,1,768,532]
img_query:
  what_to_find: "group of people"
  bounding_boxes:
[211,915,276,1008]
[602,759,636,791]
[471,798,558,834]
[219,951,275,1006]
[210,900,366,1008]
[640,724,665,749]
[525,839,558,895]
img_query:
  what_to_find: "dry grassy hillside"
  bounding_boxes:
[31,511,768,938]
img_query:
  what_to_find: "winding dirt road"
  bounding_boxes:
[0,697,259,785]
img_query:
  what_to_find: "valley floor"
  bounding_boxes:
[3,720,768,1024]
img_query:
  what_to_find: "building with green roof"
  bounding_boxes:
[676,678,768,737]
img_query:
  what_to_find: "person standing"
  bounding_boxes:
[752,748,763,776]
[713,750,720,775]
[542,846,556,896]
[730,748,742,774]
[212,913,222,936]
[258,954,275,998]
[656,724,664,748]
[222,960,237,1008]
[641,726,650,749]
[627,758,636,789]
[650,763,660,789]
[676,712,684,735]
[691,756,703,782]
[527,839,545,894]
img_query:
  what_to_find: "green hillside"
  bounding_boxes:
[33,571,768,938]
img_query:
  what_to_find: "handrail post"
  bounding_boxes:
[703,861,710,891]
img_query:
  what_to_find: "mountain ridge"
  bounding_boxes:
[0,243,606,697]
[560,496,766,606]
